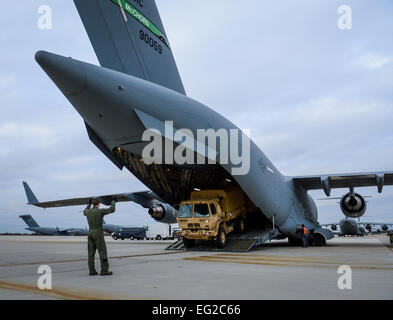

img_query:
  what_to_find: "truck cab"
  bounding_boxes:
[176,187,253,248]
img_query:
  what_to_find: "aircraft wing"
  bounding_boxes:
[23,181,163,208]
[358,222,393,233]
[30,194,131,208]
[56,227,72,233]
[319,225,340,235]
[359,222,393,226]
[320,223,338,227]
[292,172,393,196]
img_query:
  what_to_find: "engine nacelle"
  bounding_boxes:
[340,192,366,218]
[148,203,177,224]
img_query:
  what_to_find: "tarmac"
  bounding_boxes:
[0,235,392,300]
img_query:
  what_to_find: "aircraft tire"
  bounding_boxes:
[288,237,300,246]
[313,234,326,247]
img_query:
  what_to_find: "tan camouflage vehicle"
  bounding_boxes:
[176,187,255,248]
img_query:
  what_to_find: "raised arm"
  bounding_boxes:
[83,201,92,216]
[99,200,116,216]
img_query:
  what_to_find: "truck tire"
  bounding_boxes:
[216,227,227,248]
[239,219,245,232]
[183,237,195,248]
[156,235,162,240]
[130,236,134,240]
[113,235,118,240]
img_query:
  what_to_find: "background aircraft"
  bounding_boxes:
[19,214,87,236]
[31,0,393,247]
[322,219,393,237]
[102,219,123,234]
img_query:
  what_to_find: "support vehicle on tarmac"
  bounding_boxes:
[145,224,173,240]
[111,227,146,240]
[176,187,256,248]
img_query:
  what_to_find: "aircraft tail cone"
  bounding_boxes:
[35,50,87,96]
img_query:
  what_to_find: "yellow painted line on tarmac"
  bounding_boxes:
[214,254,393,266]
[217,253,352,261]
[183,255,393,271]
[0,281,119,300]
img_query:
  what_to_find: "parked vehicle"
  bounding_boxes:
[176,187,255,248]
[171,227,182,239]
[111,227,146,240]
[145,224,172,240]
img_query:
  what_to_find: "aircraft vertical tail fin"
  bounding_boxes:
[73,0,186,95]
[19,215,40,228]
[22,182,39,205]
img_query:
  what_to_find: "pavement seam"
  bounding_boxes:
[0,251,184,268]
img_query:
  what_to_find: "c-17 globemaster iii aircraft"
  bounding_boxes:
[31,0,393,248]
[322,219,393,237]
[19,214,87,236]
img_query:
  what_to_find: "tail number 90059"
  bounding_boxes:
[139,30,162,54]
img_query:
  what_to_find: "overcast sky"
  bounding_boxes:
[1,0,392,233]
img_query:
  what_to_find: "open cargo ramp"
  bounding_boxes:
[166,229,281,252]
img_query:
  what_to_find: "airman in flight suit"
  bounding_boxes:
[84,198,116,276]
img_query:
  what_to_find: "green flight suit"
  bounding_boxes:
[84,201,116,274]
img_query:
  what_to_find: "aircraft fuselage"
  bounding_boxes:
[36,51,321,239]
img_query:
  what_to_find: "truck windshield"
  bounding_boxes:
[194,203,210,218]
[178,204,193,218]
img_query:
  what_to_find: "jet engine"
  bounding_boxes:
[148,203,177,224]
[340,192,366,218]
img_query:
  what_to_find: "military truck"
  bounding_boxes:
[176,187,255,248]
